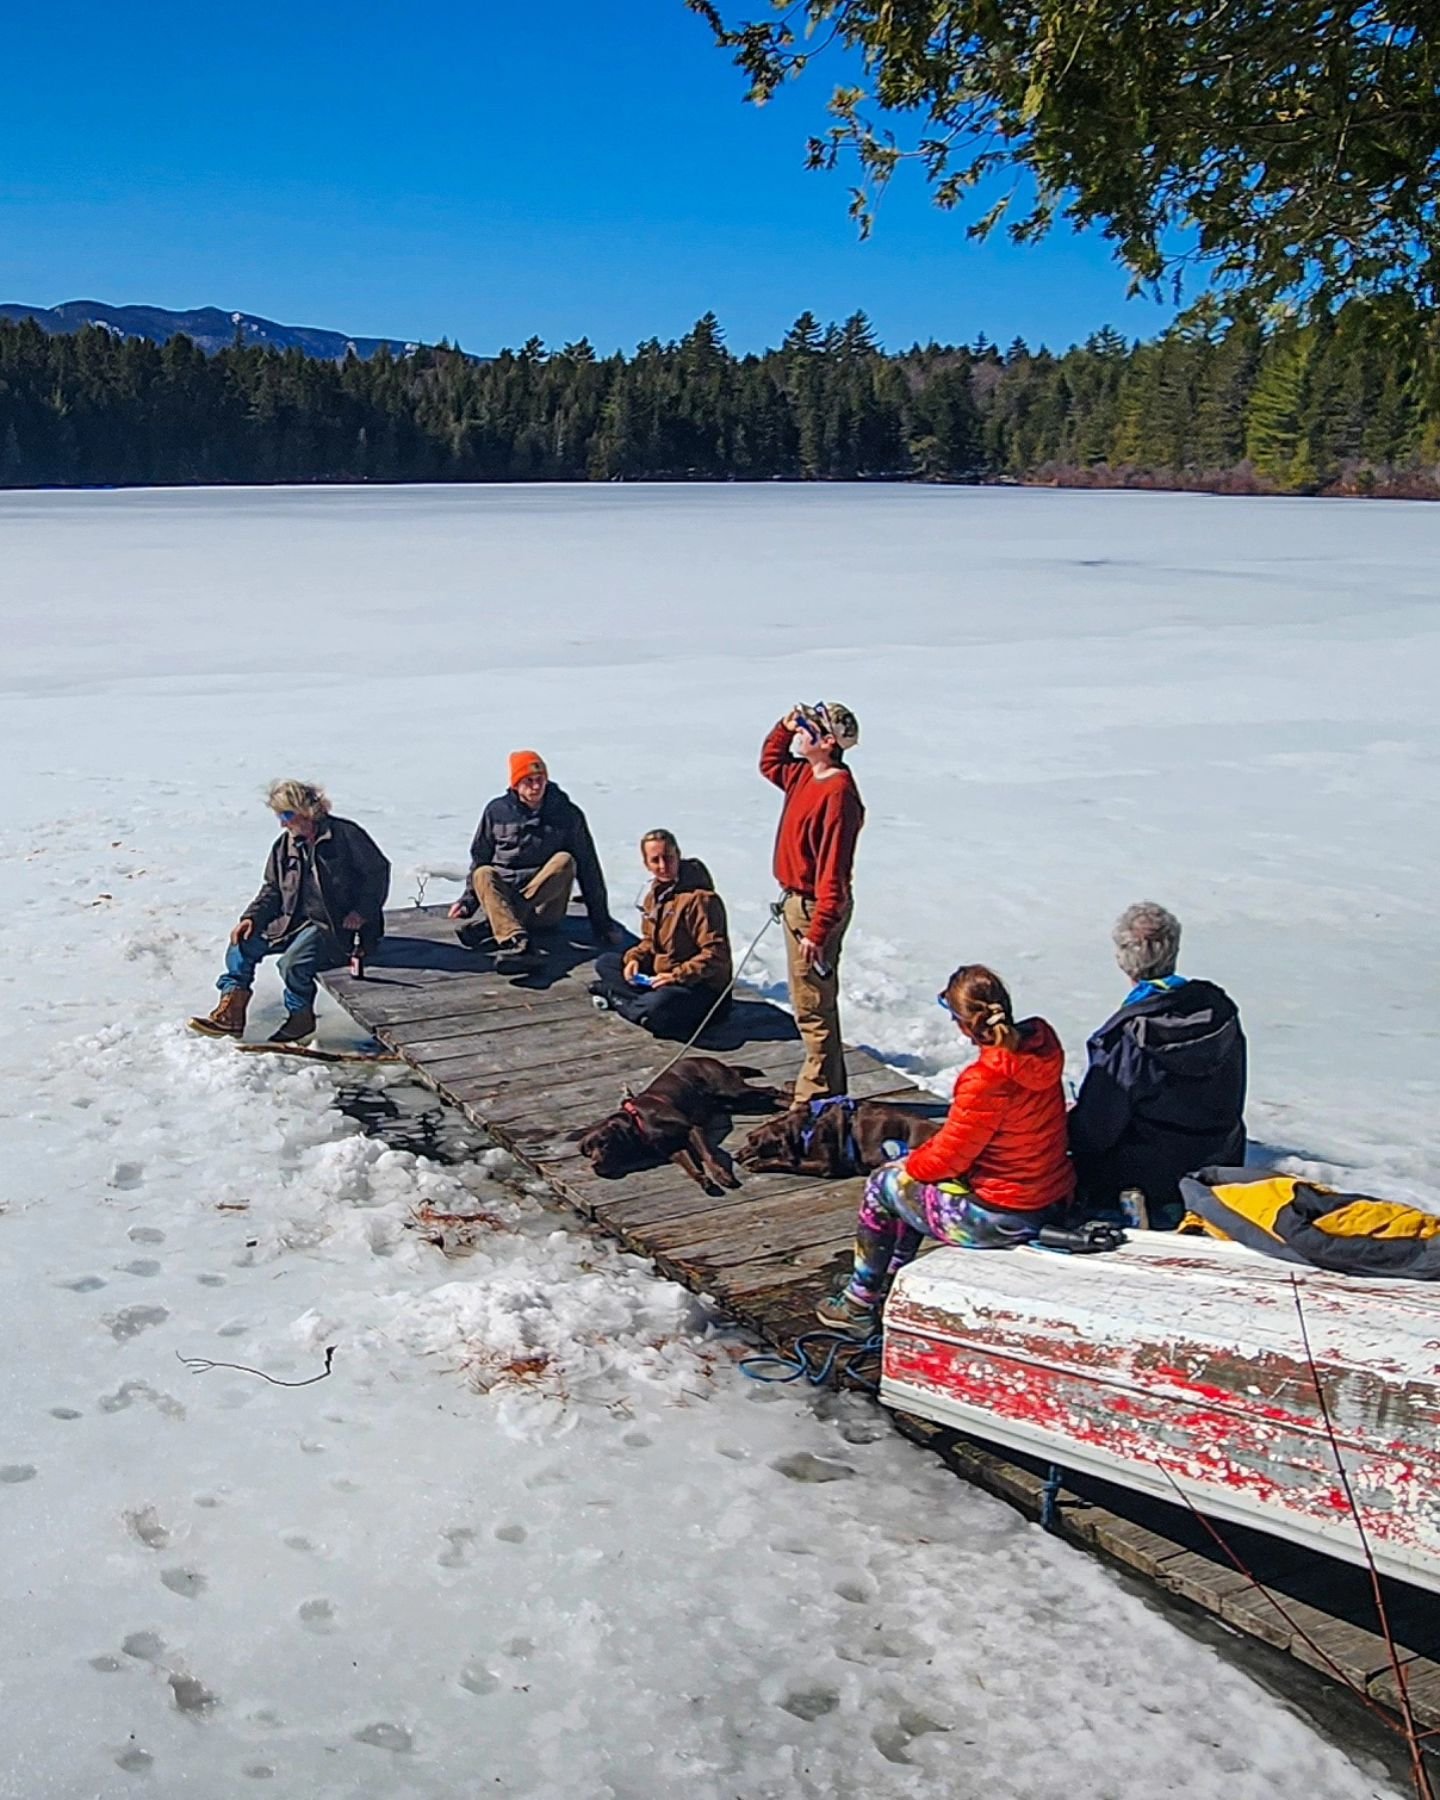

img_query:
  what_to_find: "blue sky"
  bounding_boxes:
[0,1,1179,355]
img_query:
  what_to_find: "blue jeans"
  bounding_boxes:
[218,923,337,1013]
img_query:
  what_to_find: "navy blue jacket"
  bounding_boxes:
[1069,978,1247,1225]
[457,782,611,935]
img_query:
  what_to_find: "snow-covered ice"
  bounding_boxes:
[1,483,1433,1798]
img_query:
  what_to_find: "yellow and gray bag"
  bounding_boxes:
[1179,1167,1440,1280]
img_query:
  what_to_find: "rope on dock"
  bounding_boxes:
[738,1329,884,1393]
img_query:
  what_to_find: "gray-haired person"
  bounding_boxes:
[189,780,390,1046]
[1068,901,1247,1228]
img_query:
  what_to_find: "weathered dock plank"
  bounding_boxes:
[320,903,1440,1745]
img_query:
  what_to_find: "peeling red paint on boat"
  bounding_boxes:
[879,1235,1440,1591]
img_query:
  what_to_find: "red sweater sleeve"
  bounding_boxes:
[807,782,863,946]
[905,1064,1009,1184]
[760,721,802,791]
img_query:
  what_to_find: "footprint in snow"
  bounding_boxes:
[874,1710,950,1765]
[0,1465,37,1484]
[169,1672,219,1714]
[119,1259,162,1277]
[298,1599,336,1634]
[493,1523,527,1544]
[196,1274,226,1287]
[771,1451,856,1484]
[50,1407,83,1421]
[105,1305,169,1342]
[437,1529,476,1568]
[779,1686,839,1722]
[121,1630,166,1663]
[125,1506,171,1549]
[160,1567,206,1600]
[109,1161,145,1190]
[113,1746,154,1773]
[89,1655,125,1673]
[458,1664,501,1696]
[834,1578,873,1605]
[353,1723,413,1753]
[59,1275,107,1292]
[100,1381,185,1420]
[128,1226,165,1245]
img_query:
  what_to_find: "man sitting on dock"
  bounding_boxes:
[1069,901,1247,1229]
[189,779,390,1046]
[588,829,733,1041]
[448,750,618,972]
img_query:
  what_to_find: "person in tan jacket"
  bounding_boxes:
[589,830,733,1040]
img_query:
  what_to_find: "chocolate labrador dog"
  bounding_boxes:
[737,1096,941,1179]
[577,1055,783,1194]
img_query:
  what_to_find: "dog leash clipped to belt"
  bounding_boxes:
[616,901,783,1103]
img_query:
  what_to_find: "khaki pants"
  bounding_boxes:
[473,852,575,944]
[781,890,851,1103]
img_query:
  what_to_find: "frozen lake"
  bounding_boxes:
[0,483,1434,1796]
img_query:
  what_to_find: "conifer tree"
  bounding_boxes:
[0,303,1434,494]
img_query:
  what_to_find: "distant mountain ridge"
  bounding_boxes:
[0,300,420,361]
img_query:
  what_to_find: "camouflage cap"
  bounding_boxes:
[816,701,860,750]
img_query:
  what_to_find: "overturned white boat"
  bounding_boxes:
[880,1232,1440,1593]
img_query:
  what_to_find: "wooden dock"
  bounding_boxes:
[321,904,1440,1750]
[321,903,926,1340]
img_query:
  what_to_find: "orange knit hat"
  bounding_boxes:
[508,749,547,789]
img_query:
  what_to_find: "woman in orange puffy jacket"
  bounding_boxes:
[817,963,1074,1334]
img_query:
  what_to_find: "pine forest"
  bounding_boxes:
[2,301,1438,497]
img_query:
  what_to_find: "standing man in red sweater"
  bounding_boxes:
[760,702,864,1103]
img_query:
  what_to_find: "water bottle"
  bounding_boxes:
[1118,1187,1149,1230]
[349,930,366,979]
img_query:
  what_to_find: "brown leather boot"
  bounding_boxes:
[189,990,250,1038]
[268,1007,316,1046]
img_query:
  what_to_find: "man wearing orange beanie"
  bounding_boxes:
[449,750,617,971]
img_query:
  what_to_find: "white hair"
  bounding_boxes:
[1113,901,1181,982]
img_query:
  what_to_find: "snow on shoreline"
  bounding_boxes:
[2,483,1430,1796]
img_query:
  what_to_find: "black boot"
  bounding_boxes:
[268,1006,317,1045]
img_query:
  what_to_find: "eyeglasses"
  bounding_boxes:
[276,810,297,823]
[936,992,958,1020]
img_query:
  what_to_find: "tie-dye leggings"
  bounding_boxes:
[845,1164,1051,1306]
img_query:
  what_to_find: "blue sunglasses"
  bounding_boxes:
[794,704,829,742]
